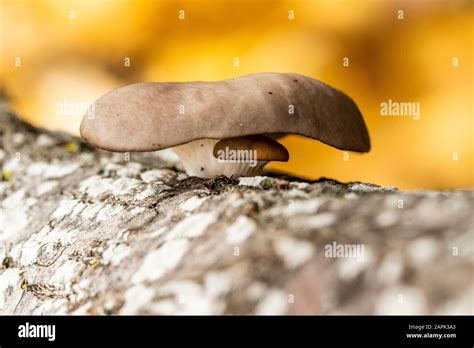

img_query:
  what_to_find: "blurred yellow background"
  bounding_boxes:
[1,0,472,189]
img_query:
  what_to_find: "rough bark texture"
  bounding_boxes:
[0,101,473,315]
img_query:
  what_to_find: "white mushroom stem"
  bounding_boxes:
[172,139,268,178]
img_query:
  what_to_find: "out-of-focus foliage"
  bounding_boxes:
[1,0,472,189]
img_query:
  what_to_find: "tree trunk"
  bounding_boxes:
[0,101,472,315]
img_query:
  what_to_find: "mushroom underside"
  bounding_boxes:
[172,135,288,178]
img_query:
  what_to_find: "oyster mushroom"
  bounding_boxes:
[80,72,370,178]
[172,134,289,177]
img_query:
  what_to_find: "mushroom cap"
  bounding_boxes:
[80,72,370,153]
[213,135,289,162]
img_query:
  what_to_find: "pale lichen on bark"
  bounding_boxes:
[0,102,473,315]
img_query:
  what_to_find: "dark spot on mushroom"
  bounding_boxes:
[268,92,273,94]
[200,167,204,171]
[200,144,204,147]
[294,79,298,82]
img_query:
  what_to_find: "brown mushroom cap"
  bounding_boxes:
[213,135,289,162]
[80,72,370,153]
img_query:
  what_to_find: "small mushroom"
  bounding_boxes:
[80,72,370,178]
[172,134,288,177]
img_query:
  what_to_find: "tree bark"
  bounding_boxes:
[0,101,472,315]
